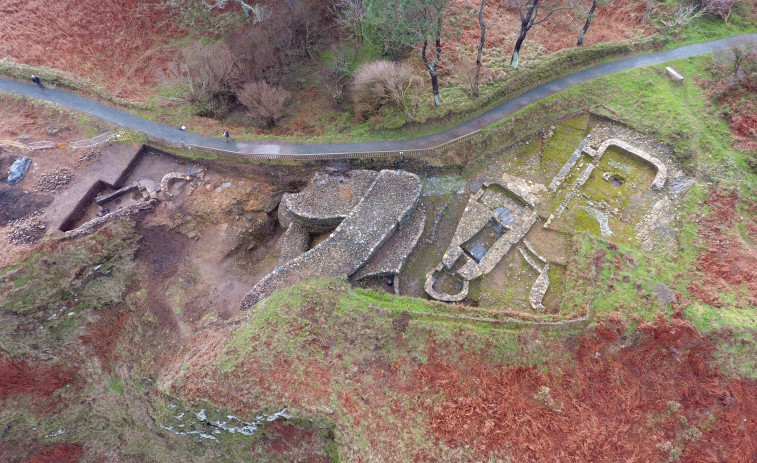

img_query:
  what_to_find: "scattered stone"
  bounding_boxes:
[37,166,74,191]
[46,126,67,135]
[75,147,101,166]
[6,212,46,245]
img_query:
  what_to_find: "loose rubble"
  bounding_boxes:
[6,212,46,245]
[75,147,101,166]
[37,166,74,191]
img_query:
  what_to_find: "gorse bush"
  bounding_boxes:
[351,60,420,119]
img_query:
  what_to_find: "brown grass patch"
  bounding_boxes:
[0,0,183,100]
[417,317,757,461]
[0,354,76,402]
[688,188,757,307]
[21,443,83,463]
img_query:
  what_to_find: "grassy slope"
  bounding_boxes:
[1,45,756,461]
[172,51,757,459]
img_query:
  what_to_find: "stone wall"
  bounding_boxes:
[242,170,422,310]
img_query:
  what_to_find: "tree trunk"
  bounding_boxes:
[431,72,441,106]
[577,0,597,46]
[422,29,444,107]
[511,28,528,69]
[473,0,487,96]
[644,0,655,22]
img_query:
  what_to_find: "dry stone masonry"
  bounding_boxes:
[425,176,544,303]
[241,169,422,310]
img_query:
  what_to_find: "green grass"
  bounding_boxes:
[0,220,139,357]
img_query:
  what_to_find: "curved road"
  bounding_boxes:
[1,33,755,156]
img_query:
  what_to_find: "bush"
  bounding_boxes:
[453,57,495,98]
[182,42,239,117]
[237,81,291,128]
[351,60,420,119]
[700,0,737,21]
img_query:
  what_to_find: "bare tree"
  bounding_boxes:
[324,47,355,107]
[660,1,707,32]
[352,60,419,118]
[237,81,291,128]
[464,0,501,95]
[421,16,444,107]
[576,0,597,45]
[182,42,239,116]
[643,0,655,22]
[331,0,367,60]
[510,0,574,69]
[403,0,453,106]
[202,0,271,22]
[701,0,736,22]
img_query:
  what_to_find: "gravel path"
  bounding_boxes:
[0,34,754,157]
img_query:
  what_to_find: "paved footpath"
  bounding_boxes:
[0,33,755,157]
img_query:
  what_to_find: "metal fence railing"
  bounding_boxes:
[179,128,484,162]
[27,141,55,150]
[70,131,115,150]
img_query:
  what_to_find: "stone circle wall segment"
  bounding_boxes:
[241,170,422,309]
[353,208,427,281]
[591,138,667,190]
[281,170,379,232]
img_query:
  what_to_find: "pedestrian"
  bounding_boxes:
[222,129,234,143]
[179,125,186,131]
[30,75,44,88]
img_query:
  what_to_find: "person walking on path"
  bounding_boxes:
[30,75,44,88]
[223,129,234,143]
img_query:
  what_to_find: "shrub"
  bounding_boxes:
[182,42,239,117]
[237,81,291,128]
[453,57,495,98]
[700,0,737,21]
[351,60,419,119]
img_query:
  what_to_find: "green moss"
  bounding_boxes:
[685,303,757,332]
[539,116,590,179]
